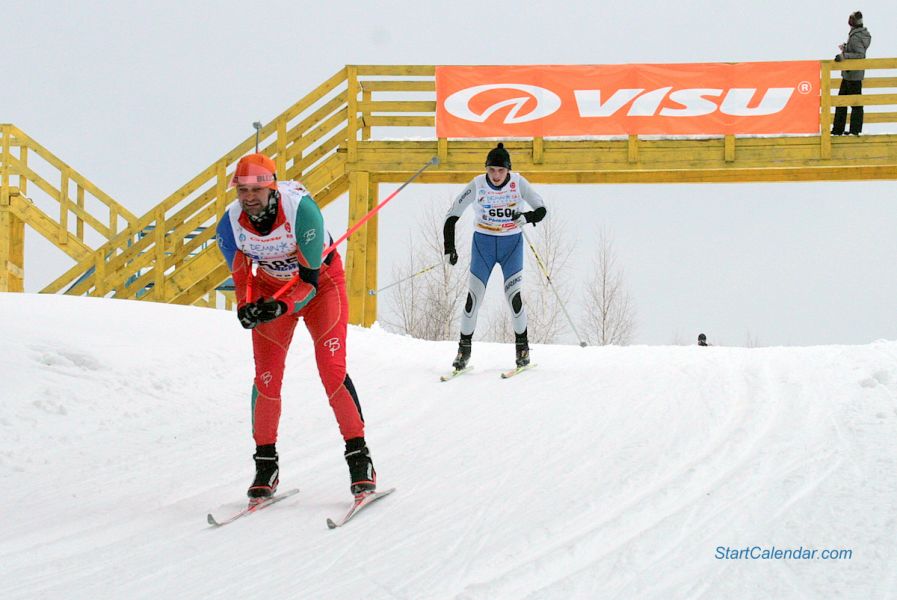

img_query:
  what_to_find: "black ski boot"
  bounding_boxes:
[247,444,279,499]
[452,333,472,370]
[515,330,531,368]
[345,437,376,496]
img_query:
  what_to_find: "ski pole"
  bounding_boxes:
[271,156,440,299]
[323,156,439,258]
[518,225,588,347]
[367,262,440,295]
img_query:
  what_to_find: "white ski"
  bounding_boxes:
[439,366,473,382]
[500,363,537,379]
[326,488,396,529]
[207,488,300,527]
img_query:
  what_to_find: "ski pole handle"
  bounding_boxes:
[245,260,258,304]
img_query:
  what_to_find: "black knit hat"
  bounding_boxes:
[485,143,511,169]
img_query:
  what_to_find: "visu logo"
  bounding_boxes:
[575,86,800,117]
[444,84,562,124]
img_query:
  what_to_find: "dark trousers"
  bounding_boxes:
[831,79,864,134]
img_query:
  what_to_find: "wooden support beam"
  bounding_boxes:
[153,207,166,301]
[0,193,25,292]
[363,179,379,327]
[346,171,370,325]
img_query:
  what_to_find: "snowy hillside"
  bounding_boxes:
[1,294,896,600]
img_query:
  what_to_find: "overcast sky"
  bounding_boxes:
[4,1,896,346]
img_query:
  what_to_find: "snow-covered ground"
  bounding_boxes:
[1,293,895,600]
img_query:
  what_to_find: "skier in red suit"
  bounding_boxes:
[216,153,376,499]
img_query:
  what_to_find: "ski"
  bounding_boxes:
[439,365,473,382]
[500,363,537,379]
[326,487,396,529]
[207,488,300,527]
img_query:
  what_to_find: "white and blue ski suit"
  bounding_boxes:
[444,172,546,337]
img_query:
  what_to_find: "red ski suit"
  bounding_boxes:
[218,182,365,446]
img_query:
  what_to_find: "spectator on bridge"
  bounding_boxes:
[216,153,377,502]
[832,11,872,136]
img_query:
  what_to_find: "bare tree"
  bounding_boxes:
[381,199,468,341]
[582,229,636,345]
[484,216,575,344]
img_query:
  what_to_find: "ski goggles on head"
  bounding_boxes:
[230,163,277,190]
[231,173,276,186]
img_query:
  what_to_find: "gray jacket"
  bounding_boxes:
[840,26,871,81]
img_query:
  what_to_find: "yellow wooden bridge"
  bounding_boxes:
[2,60,896,326]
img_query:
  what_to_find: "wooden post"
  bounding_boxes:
[437,137,448,164]
[533,137,544,164]
[77,185,85,240]
[0,192,25,292]
[9,199,24,291]
[347,66,359,163]
[1,124,11,210]
[276,117,287,178]
[215,161,227,218]
[627,135,639,163]
[93,249,106,297]
[361,87,372,141]
[154,207,167,301]
[724,135,736,163]
[345,170,369,325]
[363,178,379,327]
[59,168,69,245]
[19,145,27,197]
[821,62,832,160]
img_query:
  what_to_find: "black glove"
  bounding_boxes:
[255,298,287,324]
[237,298,287,329]
[237,302,262,329]
[511,210,532,225]
[834,54,843,62]
[445,249,458,266]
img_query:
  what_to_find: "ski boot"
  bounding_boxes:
[345,437,376,496]
[515,330,530,368]
[247,444,279,499]
[452,333,472,371]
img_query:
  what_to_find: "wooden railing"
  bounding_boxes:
[0,124,137,259]
[820,57,897,157]
[40,66,356,302]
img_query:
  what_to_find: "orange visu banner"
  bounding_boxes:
[436,62,820,137]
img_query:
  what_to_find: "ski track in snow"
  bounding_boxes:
[1,295,896,600]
